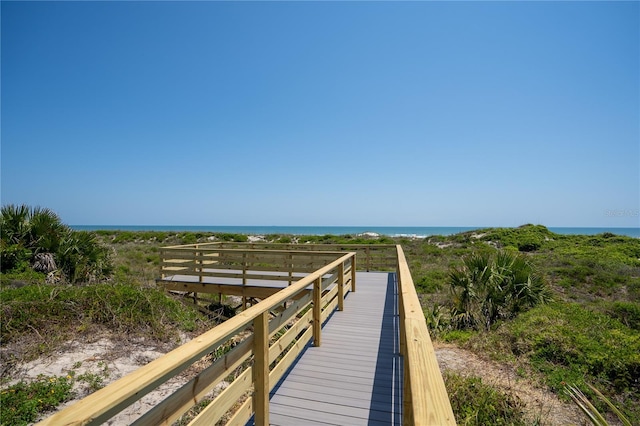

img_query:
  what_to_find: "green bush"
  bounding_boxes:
[180,233,198,244]
[416,270,446,293]
[0,205,112,283]
[480,225,553,252]
[502,302,640,395]
[214,233,248,242]
[1,283,200,346]
[608,302,640,330]
[449,251,552,330]
[444,372,528,425]
[0,375,74,425]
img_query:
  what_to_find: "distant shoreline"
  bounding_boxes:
[70,225,640,238]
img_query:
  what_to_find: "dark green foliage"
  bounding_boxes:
[214,233,248,242]
[444,372,528,425]
[0,375,74,425]
[449,251,552,330]
[0,269,46,289]
[607,302,640,330]
[57,231,112,283]
[0,242,31,272]
[479,224,554,252]
[207,301,237,318]
[0,205,112,283]
[416,270,446,293]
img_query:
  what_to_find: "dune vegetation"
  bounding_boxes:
[1,205,639,424]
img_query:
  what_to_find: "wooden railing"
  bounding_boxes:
[397,245,456,425]
[37,252,356,426]
[162,242,397,272]
[38,244,456,425]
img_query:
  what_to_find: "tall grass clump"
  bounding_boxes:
[1,283,201,359]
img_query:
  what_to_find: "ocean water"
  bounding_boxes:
[70,225,640,238]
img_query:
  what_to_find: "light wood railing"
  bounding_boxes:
[37,252,356,426]
[162,242,397,272]
[397,245,456,425]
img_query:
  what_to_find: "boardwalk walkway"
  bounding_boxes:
[263,272,402,426]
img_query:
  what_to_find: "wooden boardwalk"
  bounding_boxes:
[260,272,402,425]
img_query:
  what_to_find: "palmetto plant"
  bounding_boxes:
[1,204,111,283]
[565,382,632,426]
[449,251,552,330]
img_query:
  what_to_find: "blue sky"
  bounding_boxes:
[2,1,638,227]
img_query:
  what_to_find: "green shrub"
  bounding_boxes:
[214,233,248,242]
[608,302,640,330]
[0,269,46,289]
[480,225,554,252]
[444,372,528,425]
[0,375,74,425]
[502,302,640,396]
[416,270,446,293]
[441,329,474,344]
[180,233,198,244]
[0,205,112,283]
[449,251,552,330]
[1,283,200,346]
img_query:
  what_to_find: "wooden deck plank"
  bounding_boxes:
[262,271,402,426]
[269,403,392,426]
[273,380,399,405]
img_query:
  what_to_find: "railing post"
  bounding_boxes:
[366,247,370,272]
[253,311,269,426]
[351,256,357,292]
[195,246,201,304]
[288,253,293,286]
[338,262,345,311]
[313,276,321,346]
[159,249,165,280]
[242,252,248,310]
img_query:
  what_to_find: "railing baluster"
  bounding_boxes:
[338,261,345,311]
[313,276,321,346]
[351,256,357,292]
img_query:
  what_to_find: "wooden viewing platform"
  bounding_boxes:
[38,244,455,426]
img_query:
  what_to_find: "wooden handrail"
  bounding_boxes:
[161,242,397,272]
[396,245,456,425]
